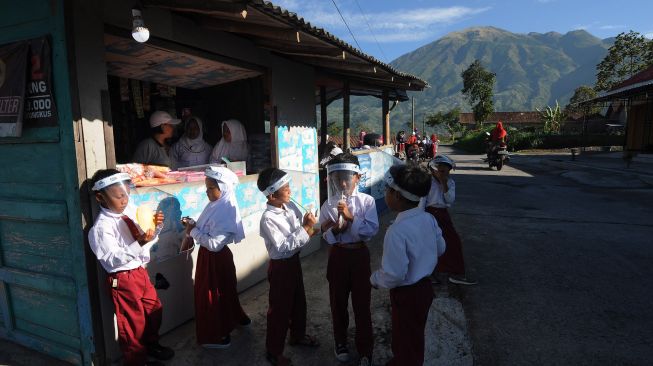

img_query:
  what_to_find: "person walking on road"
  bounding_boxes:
[426,155,478,286]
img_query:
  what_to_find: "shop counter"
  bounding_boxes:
[130,173,320,333]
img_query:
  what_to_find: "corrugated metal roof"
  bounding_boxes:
[249,0,427,88]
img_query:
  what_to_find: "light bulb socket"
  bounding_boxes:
[131,7,149,43]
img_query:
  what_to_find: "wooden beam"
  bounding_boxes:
[198,17,298,42]
[255,39,343,57]
[320,86,328,147]
[144,0,248,15]
[382,89,390,145]
[343,80,351,152]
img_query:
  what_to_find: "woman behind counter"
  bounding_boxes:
[132,111,181,168]
[171,116,212,168]
[210,119,248,164]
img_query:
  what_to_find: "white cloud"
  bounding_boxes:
[645,32,653,39]
[599,25,626,30]
[279,4,490,44]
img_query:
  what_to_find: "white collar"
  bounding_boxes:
[394,206,424,223]
[100,205,125,218]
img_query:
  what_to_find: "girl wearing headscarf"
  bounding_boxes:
[171,116,212,168]
[210,119,249,164]
[430,134,439,158]
[490,121,507,142]
[182,166,250,349]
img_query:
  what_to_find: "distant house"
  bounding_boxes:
[591,65,653,152]
[459,111,542,128]
[460,110,612,134]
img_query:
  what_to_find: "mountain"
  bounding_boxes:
[337,27,613,133]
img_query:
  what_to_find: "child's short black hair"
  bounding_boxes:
[388,164,431,201]
[327,152,359,167]
[90,168,121,191]
[257,167,287,192]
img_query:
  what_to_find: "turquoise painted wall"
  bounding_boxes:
[0,1,94,365]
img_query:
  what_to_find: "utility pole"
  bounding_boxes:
[411,97,415,132]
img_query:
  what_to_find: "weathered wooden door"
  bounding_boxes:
[0,1,95,364]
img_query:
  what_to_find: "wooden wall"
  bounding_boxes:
[0,1,95,364]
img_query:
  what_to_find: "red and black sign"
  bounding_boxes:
[0,41,28,136]
[24,37,58,128]
[0,37,57,137]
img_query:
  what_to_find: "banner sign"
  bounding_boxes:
[0,37,58,137]
[0,41,28,137]
[24,37,58,128]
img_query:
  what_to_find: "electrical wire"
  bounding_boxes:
[353,0,388,62]
[330,0,363,52]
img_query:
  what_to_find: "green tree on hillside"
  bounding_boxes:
[461,60,496,126]
[595,31,653,91]
[426,107,463,140]
[565,85,600,116]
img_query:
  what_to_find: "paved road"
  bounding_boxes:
[440,146,653,365]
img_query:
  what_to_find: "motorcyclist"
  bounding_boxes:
[487,121,507,156]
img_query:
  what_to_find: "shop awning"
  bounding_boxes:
[142,0,427,101]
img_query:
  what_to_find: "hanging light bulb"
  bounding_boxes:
[131,8,150,43]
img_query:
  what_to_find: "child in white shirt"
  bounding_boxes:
[371,164,446,366]
[183,166,250,349]
[257,168,319,366]
[320,153,378,365]
[88,169,174,366]
[426,155,477,285]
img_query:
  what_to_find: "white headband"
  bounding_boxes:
[92,173,132,191]
[383,170,421,202]
[327,163,360,174]
[262,173,291,196]
[205,166,239,192]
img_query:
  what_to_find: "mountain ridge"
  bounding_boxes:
[340,27,613,132]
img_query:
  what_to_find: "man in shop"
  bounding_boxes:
[132,111,181,168]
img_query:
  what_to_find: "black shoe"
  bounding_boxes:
[201,334,231,349]
[147,342,174,360]
[240,316,252,327]
[334,343,350,362]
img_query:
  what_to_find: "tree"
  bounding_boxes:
[537,100,565,134]
[565,85,600,116]
[461,60,496,126]
[595,31,653,91]
[426,107,462,140]
[327,120,342,137]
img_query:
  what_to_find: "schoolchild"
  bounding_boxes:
[426,155,477,285]
[182,166,251,348]
[319,153,379,365]
[370,164,446,366]
[257,168,320,366]
[88,169,174,366]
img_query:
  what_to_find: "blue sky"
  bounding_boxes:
[273,0,653,63]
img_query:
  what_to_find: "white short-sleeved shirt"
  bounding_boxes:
[370,207,446,289]
[259,202,310,260]
[88,206,155,273]
[425,176,455,208]
[319,190,379,245]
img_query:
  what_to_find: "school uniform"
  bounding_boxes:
[259,202,311,357]
[319,190,378,357]
[370,207,446,366]
[425,176,465,275]
[191,179,247,345]
[88,206,162,366]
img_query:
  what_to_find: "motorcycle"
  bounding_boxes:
[485,132,510,170]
